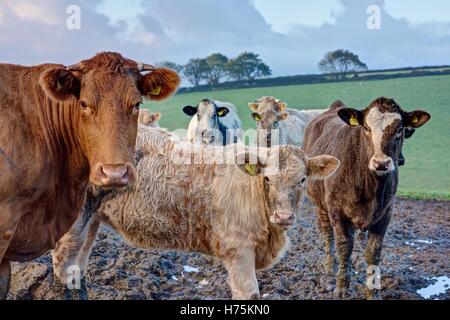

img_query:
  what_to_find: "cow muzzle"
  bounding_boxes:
[270,210,295,228]
[91,163,136,187]
[369,156,395,175]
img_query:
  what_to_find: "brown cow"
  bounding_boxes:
[303,98,430,299]
[51,126,339,299]
[0,52,180,299]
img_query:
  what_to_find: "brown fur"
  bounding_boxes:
[304,97,430,299]
[0,52,180,299]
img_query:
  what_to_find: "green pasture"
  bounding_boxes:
[144,75,450,200]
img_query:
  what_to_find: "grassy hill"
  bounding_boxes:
[144,74,450,200]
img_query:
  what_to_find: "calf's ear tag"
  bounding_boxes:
[217,109,225,117]
[245,163,258,175]
[149,86,162,95]
[411,115,418,124]
[254,114,261,122]
[349,115,359,126]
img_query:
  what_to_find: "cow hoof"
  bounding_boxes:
[334,286,349,299]
[365,289,381,300]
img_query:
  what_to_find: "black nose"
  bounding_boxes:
[398,152,405,166]
[267,131,272,139]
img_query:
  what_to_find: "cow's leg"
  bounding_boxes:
[317,208,336,275]
[0,206,21,300]
[364,207,392,300]
[52,208,97,300]
[0,260,11,300]
[223,248,259,300]
[330,210,354,299]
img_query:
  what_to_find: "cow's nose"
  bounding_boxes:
[267,131,272,139]
[270,210,295,228]
[372,158,392,172]
[398,152,405,166]
[92,163,132,187]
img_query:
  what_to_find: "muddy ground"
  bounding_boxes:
[7,198,450,300]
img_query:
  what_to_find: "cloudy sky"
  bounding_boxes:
[1,0,449,77]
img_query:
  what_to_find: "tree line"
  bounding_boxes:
[157,52,272,86]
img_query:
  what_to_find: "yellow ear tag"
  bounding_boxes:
[217,110,225,117]
[149,86,162,95]
[244,163,258,175]
[411,115,418,124]
[349,115,359,126]
[254,114,261,122]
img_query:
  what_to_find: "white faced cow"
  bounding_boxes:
[184,99,242,145]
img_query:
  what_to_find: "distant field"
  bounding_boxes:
[144,75,450,199]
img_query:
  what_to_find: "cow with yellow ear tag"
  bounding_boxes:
[183,99,243,145]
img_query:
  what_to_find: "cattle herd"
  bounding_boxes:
[0,52,431,300]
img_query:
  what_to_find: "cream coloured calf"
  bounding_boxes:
[52,126,339,299]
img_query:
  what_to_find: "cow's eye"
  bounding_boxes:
[134,102,141,110]
[80,101,88,110]
[396,127,403,138]
[197,114,200,120]
[301,177,306,184]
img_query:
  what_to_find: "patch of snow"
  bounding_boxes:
[199,279,209,286]
[183,265,199,273]
[409,267,414,271]
[171,276,178,281]
[417,276,450,299]
[262,293,270,298]
[416,239,433,244]
[405,241,415,246]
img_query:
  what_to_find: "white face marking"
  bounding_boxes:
[195,102,219,144]
[366,108,401,173]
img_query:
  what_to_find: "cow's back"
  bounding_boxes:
[95,127,217,253]
[303,105,364,211]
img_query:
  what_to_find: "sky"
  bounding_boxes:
[1,0,449,78]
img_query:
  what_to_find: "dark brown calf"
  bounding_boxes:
[0,52,180,299]
[304,98,430,299]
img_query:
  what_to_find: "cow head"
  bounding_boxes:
[183,99,229,145]
[252,109,288,147]
[249,96,288,147]
[138,109,161,128]
[337,97,430,175]
[39,52,180,187]
[239,146,339,228]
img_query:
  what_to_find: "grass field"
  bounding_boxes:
[144,75,450,200]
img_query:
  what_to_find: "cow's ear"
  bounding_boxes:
[248,102,259,111]
[138,109,160,125]
[39,67,80,101]
[278,111,289,121]
[216,107,229,117]
[404,110,430,129]
[139,68,180,101]
[151,112,161,123]
[337,108,364,126]
[307,155,340,180]
[275,100,288,112]
[183,105,198,116]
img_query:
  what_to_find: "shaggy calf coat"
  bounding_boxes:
[52,126,339,299]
